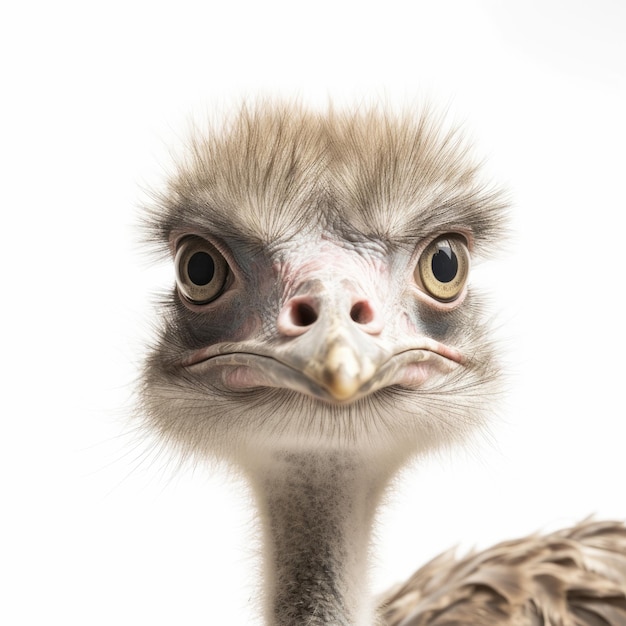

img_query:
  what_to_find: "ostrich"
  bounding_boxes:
[140,102,626,625]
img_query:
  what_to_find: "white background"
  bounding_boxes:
[2,1,625,624]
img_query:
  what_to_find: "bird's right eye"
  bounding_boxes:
[175,236,229,304]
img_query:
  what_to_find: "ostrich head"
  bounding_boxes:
[140,102,507,625]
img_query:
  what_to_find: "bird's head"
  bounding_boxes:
[141,103,507,468]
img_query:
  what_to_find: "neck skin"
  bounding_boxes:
[247,451,394,626]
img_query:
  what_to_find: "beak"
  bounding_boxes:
[277,283,388,401]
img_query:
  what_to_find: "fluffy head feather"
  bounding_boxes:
[141,102,507,468]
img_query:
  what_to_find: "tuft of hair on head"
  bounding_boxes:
[141,100,508,262]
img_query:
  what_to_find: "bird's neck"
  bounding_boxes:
[248,452,391,626]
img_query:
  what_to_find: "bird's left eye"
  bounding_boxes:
[175,236,229,304]
[416,235,470,302]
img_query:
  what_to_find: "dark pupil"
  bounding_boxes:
[431,242,458,283]
[187,252,215,286]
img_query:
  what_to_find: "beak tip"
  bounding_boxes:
[324,374,361,401]
[303,336,379,402]
[321,343,367,401]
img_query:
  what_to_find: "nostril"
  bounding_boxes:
[291,301,318,327]
[350,301,374,325]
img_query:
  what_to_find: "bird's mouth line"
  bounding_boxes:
[182,345,463,402]
[182,339,463,369]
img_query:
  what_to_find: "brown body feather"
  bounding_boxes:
[380,520,626,626]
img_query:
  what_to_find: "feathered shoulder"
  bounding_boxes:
[380,519,626,626]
